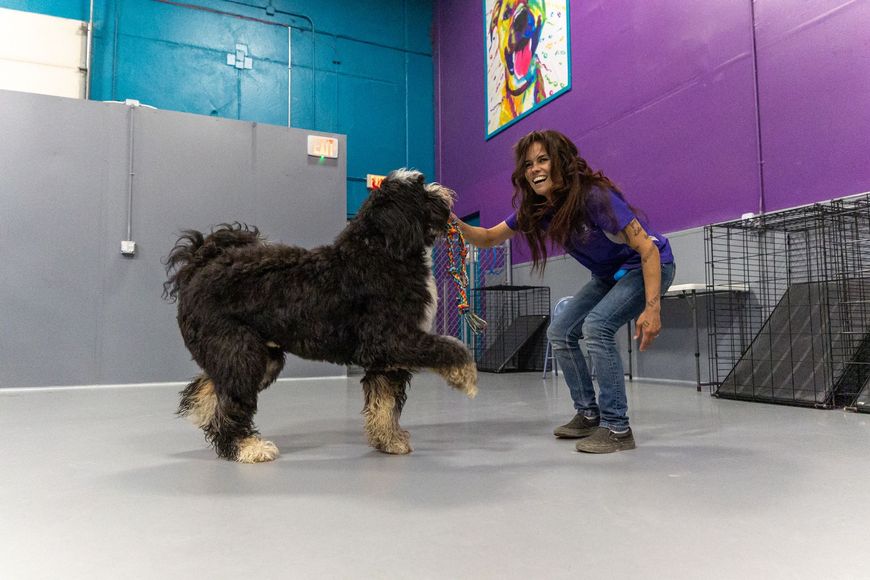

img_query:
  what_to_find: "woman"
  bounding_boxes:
[453,130,676,453]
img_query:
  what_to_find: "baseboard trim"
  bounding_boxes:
[629,376,699,386]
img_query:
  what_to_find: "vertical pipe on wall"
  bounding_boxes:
[434,1,443,181]
[126,104,136,241]
[273,9,316,129]
[111,0,120,99]
[287,26,293,127]
[85,0,94,99]
[749,0,766,215]
[405,51,410,165]
[404,0,410,165]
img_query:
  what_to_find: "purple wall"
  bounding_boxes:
[755,0,870,211]
[435,0,870,249]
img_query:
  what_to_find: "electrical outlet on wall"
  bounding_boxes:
[121,240,136,256]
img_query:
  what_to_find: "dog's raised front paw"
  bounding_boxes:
[235,436,280,463]
[439,363,478,399]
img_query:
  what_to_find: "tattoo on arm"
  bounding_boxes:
[647,297,660,308]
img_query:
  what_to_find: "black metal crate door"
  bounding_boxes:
[471,285,551,373]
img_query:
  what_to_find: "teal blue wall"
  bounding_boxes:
[2,0,434,217]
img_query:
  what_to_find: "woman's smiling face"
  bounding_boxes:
[524,141,553,200]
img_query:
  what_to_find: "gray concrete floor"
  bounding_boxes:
[1,372,868,580]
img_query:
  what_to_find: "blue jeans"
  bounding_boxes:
[546,262,676,431]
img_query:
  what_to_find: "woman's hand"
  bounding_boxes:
[634,307,661,352]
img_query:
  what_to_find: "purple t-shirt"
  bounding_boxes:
[505,188,674,278]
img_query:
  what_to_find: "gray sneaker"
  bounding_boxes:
[553,413,600,438]
[575,427,636,453]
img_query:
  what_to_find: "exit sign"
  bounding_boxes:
[366,174,386,189]
[307,135,339,159]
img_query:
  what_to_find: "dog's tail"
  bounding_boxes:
[162,222,261,301]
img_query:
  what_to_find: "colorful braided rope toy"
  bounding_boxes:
[445,221,488,335]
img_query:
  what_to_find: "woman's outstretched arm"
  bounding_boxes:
[452,216,516,248]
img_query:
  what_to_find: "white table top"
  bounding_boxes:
[664,283,749,296]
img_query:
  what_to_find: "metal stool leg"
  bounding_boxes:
[542,341,559,378]
[542,342,551,379]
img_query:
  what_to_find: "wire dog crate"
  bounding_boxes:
[705,194,870,410]
[471,285,550,373]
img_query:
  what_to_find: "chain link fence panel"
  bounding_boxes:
[430,239,512,349]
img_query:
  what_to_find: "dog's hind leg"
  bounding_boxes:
[210,390,279,464]
[192,329,279,463]
[259,345,286,391]
[361,369,413,455]
[178,373,219,429]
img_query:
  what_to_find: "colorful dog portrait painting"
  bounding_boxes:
[485,0,571,139]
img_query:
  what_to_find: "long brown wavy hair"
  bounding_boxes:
[511,130,628,273]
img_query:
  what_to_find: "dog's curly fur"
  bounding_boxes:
[164,169,478,462]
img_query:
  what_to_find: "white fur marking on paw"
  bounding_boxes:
[377,437,413,455]
[236,437,280,463]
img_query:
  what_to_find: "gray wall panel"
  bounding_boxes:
[250,125,345,247]
[0,90,346,387]
[635,228,710,384]
[1,94,120,386]
[98,107,262,385]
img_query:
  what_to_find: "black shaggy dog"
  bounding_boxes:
[163,169,478,463]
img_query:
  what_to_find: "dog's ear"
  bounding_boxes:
[488,0,505,37]
[387,190,428,260]
[367,170,428,260]
[383,199,426,260]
